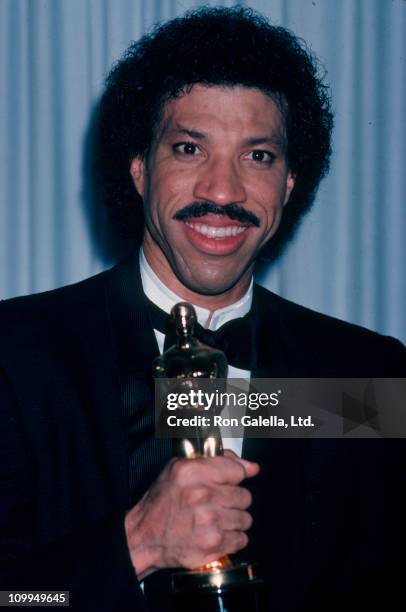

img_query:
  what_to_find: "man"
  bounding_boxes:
[0,6,405,612]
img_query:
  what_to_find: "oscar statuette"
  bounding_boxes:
[153,303,264,612]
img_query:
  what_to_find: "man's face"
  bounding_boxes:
[130,85,295,299]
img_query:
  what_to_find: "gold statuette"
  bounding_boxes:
[153,303,264,612]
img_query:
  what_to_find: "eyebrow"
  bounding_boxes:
[175,127,208,140]
[167,125,286,149]
[241,136,286,149]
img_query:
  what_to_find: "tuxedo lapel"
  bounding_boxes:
[63,271,130,514]
[242,283,295,463]
[105,253,160,378]
[240,284,344,606]
[105,253,173,506]
[249,283,302,378]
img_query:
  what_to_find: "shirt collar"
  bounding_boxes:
[139,248,253,331]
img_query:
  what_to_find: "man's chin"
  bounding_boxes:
[175,271,243,298]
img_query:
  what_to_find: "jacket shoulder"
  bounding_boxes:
[0,269,114,358]
[1,269,108,317]
[254,283,406,374]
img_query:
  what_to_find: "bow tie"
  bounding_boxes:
[146,298,255,371]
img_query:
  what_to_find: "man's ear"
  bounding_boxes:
[129,157,146,198]
[283,171,296,206]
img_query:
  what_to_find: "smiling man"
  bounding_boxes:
[1,6,405,612]
[130,86,294,304]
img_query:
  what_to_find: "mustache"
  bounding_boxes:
[172,201,260,227]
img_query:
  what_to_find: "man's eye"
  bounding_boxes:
[173,142,199,155]
[246,150,275,164]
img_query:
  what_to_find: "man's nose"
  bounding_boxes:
[193,157,247,206]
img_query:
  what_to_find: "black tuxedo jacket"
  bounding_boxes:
[0,254,405,611]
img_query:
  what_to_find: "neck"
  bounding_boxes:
[143,244,253,311]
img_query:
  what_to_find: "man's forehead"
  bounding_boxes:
[156,84,287,143]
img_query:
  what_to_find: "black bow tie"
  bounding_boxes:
[145,297,256,371]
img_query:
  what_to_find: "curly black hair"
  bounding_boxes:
[98,6,333,258]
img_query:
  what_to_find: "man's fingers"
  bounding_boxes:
[193,503,252,532]
[170,455,254,486]
[128,454,255,573]
[197,530,249,566]
[216,484,252,510]
[218,508,253,532]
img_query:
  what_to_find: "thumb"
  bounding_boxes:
[223,449,260,479]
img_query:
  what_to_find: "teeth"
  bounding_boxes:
[185,222,248,238]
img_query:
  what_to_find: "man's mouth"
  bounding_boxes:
[173,201,259,255]
[180,214,253,255]
[185,221,248,239]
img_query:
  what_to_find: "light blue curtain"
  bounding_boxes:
[1,0,405,343]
